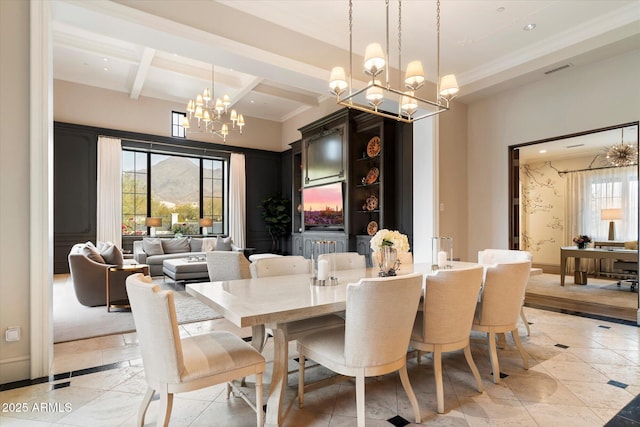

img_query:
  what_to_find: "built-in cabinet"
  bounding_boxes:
[294,108,413,260]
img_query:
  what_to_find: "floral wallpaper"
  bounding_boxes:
[519,156,603,266]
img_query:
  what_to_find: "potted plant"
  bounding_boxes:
[258,193,291,253]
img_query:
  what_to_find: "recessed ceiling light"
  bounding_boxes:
[103,67,108,72]
[103,58,108,62]
[497,7,505,12]
[523,23,536,31]
[250,100,254,104]
[539,149,547,154]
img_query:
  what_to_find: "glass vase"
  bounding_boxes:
[378,246,398,277]
[432,237,453,270]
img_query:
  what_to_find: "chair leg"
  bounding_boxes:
[137,386,154,427]
[356,374,366,427]
[520,306,531,336]
[416,350,424,364]
[298,352,306,408]
[487,332,501,384]
[156,389,173,427]
[398,364,421,423]
[256,373,264,427]
[511,328,529,370]
[433,349,445,414]
[463,344,483,393]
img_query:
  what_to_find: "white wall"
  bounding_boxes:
[467,49,640,261]
[0,0,32,383]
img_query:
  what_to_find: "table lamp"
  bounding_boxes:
[199,218,213,236]
[145,217,162,237]
[601,208,622,241]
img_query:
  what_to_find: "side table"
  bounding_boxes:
[106,264,149,312]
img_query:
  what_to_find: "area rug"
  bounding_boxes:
[53,275,221,343]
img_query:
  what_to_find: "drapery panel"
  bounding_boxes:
[97,136,122,248]
[229,153,246,248]
[565,165,638,245]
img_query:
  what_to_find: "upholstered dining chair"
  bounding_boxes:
[249,255,345,352]
[477,249,533,335]
[318,252,366,270]
[125,273,266,427]
[206,250,251,281]
[297,273,424,427]
[409,266,485,414]
[472,261,531,384]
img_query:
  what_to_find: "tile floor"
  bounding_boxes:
[1,307,639,426]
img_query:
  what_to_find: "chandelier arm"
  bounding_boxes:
[349,0,353,96]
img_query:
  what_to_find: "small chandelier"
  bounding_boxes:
[183,65,245,142]
[606,128,638,167]
[328,0,458,123]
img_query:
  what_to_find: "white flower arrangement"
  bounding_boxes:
[370,229,410,252]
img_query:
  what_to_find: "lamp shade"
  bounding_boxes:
[404,60,425,90]
[145,217,162,227]
[601,208,623,220]
[199,218,213,227]
[363,43,385,75]
[439,74,459,97]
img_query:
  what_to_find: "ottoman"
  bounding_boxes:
[163,257,209,283]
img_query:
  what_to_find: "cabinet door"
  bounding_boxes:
[292,233,304,256]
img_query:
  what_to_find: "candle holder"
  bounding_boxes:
[311,240,338,286]
[432,237,453,270]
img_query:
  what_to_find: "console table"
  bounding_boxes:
[560,247,638,286]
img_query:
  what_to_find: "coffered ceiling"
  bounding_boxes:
[51,0,640,124]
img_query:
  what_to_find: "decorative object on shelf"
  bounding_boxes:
[370,229,410,276]
[365,167,379,184]
[365,195,378,211]
[311,240,338,286]
[183,64,246,142]
[199,218,213,236]
[573,234,592,249]
[145,217,162,237]
[328,0,458,122]
[432,237,453,270]
[367,136,381,157]
[606,127,638,167]
[367,221,379,236]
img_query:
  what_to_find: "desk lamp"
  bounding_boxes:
[601,208,622,241]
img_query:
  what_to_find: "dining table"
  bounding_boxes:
[186,261,477,426]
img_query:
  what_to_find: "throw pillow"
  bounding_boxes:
[100,243,124,266]
[215,236,233,251]
[189,237,203,252]
[82,243,105,264]
[142,238,164,256]
[162,237,190,254]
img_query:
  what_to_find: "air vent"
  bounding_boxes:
[544,63,573,75]
[566,144,584,149]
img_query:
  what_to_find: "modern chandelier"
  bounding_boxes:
[183,65,245,142]
[328,0,458,123]
[606,127,638,167]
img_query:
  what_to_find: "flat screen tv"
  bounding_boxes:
[303,182,344,230]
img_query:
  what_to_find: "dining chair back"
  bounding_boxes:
[206,250,251,281]
[410,266,484,413]
[298,273,424,427]
[126,273,265,427]
[318,252,365,270]
[472,261,531,383]
[250,255,311,278]
[477,248,533,335]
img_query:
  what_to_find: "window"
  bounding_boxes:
[122,151,148,235]
[122,149,228,237]
[171,111,187,138]
[588,167,638,240]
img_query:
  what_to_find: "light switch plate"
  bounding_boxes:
[5,327,20,342]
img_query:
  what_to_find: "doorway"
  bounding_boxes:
[509,122,639,323]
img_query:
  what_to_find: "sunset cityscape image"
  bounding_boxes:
[303,182,344,226]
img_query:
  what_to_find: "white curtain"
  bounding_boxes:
[97,136,122,248]
[229,153,246,248]
[565,165,638,244]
